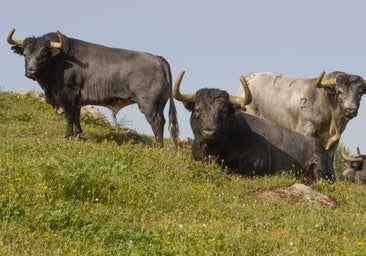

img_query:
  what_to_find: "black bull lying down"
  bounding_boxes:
[7,28,178,147]
[173,71,335,184]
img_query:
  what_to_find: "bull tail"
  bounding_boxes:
[161,57,179,148]
[169,93,179,148]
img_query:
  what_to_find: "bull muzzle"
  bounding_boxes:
[201,129,217,142]
[26,69,37,79]
[343,107,358,118]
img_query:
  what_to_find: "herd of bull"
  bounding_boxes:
[7,28,366,185]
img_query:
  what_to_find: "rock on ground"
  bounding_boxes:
[258,183,339,208]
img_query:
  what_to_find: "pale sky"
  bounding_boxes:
[2,0,366,154]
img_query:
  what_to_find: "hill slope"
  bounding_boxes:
[1,91,366,255]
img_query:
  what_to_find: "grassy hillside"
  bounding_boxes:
[1,91,366,255]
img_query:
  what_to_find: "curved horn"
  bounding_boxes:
[314,70,326,88]
[341,146,364,163]
[173,70,196,103]
[7,28,24,46]
[320,78,337,88]
[229,76,252,109]
[49,30,64,49]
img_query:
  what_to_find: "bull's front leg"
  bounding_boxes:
[63,101,81,138]
[64,110,75,138]
[325,134,340,161]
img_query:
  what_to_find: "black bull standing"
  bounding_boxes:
[7,28,179,147]
[173,71,335,184]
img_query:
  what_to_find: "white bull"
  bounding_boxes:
[238,71,366,160]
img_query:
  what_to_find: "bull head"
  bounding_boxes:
[173,70,252,109]
[7,28,64,49]
[315,70,366,88]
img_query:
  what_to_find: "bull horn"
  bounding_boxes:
[341,146,364,162]
[320,78,337,87]
[49,30,64,49]
[357,147,361,156]
[229,76,252,109]
[314,70,326,88]
[7,28,24,46]
[173,70,196,103]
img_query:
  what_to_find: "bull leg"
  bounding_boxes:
[143,105,165,147]
[326,135,340,161]
[64,110,75,138]
[74,107,83,136]
[63,100,80,138]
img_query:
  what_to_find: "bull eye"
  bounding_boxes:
[194,106,200,116]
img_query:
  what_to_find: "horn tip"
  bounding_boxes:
[7,28,17,45]
[239,76,247,84]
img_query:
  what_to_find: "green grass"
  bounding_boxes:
[1,91,366,255]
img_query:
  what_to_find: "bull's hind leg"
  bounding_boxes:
[74,107,83,136]
[142,104,166,147]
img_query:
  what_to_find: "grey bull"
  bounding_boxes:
[238,71,366,160]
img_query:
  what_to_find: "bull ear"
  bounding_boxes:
[184,102,195,112]
[324,86,336,95]
[11,45,24,55]
[50,48,61,57]
[233,104,244,112]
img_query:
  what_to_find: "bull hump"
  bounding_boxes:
[248,72,298,87]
